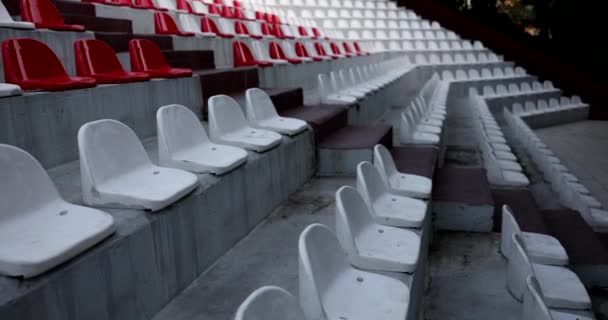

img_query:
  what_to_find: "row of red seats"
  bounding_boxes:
[1,38,191,91]
[233,40,366,68]
[154,11,325,40]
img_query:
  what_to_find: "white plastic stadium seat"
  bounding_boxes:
[208,95,282,152]
[235,286,306,320]
[507,233,592,309]
[335,186,421,272]
[156,104,248,175]
[0,83,22,97]
[0,0,34,29]
[373,144,432,199]
[245,88,307,136]
[79,119,198,211]
[298,223,410,320]
[501,205,568,265]
[356,161,427,228]
[0,144,115,278]
[523,276,596,320]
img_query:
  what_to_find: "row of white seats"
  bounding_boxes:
[471,80,558,99]
[0,89,306,278]
[469,93,530,187]
[320,19,441,30]
[400,74,448,145]
[499,206,595,320]
[412,51,505,66]
[510,96,588,117]
[235,146,432,319]
[503,108,607,229]
[335,29,458,41]
[317,57,410,104]
[441,66,527,82]
[254,0,399,10]
[82,89,307,211]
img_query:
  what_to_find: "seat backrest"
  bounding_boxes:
[335,186,371,269]
[269,41,288,60]
[20,0,65,25]
[235,286,306,320]
[0,0,16,22]
[201,15,221,34]
[175,0,194,12]
[156,104,211,165]
[1,38,68,83]
[245,88,279,122]
[129,39,169,71]
[78,119,152,189]
[508,233,535,299]
[522,276,552,320]
[373,144,398,187]
[234,20,250,36]
[298,223,350,320]
[74,39,124,76]
[0,144,63,217]
[208,94,249,137]
[501,205,523,256]
[155,0,177,10]
[356,161,387,211]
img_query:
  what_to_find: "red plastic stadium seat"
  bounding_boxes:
[353,41,369,56]
[154,12,195,36]
[270,14,280,24]
[233,6,251,20]
[221,5,234,18]
[201,16,233,38]
[133,0,167,10]
[233,41,272,68]
[269,42,301,64]
[331,42,353,57]
[129,39,193,78]
[20,0,85,31]
[208,3,221,15]
[314,42,339,59]
[272,23,293,39]
[214,0,224,5]
[175,0,199,14]
[235,21,261,39]
[298,26,309,37]
[255,11,266,21]
[295,42,323,61]
[233,0,241,6]
[1,38,96,91]
[342,42,361,56]
[74,39,150,84]
[261,22,273,37]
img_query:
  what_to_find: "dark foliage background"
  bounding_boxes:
[433,0,607,84]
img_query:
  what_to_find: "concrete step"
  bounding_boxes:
[431,166,495,232]
[391,145,439,179]
[95,32,174,53]
[318,124,393,176]
[162,50,215,71]
[4,0,95,16]
[281,105,348,143]
[64,14,133,33]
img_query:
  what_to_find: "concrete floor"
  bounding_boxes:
[536,120,608,209]
[151,176,521,320]
[424,232,520,320]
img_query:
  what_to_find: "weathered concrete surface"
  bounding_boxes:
[0,28,94,78]
[0,130,315,320]
[424,232,521,320]
[151,177,432,320]
[0,77,203,168]
[536,121,608,209]
[94,3,154,34]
